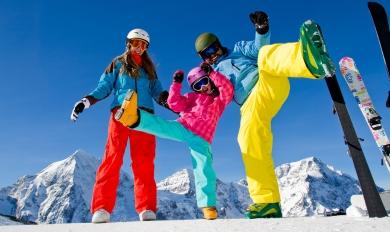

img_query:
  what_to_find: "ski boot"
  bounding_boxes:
[202,207,218,220]
[91,208,110,223]
[245,203,282,219]
[139,210,157,221]
[115,89,139,127]
[300,20,336,79]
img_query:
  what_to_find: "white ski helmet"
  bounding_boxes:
[127,28,150,44]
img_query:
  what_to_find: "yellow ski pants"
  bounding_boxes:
[238,42,316,203]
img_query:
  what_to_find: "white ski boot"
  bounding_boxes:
[91,209,110,223]
[139,210,156,221]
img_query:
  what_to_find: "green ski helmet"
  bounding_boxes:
[195,32,219,53]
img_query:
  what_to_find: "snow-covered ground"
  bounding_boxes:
[0,216,23,226]
[0,217,389,232]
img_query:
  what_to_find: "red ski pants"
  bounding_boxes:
[91,110,157,214]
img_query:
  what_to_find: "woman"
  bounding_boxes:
[70,28,169,223]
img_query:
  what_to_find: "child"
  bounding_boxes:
[115,63,233,220]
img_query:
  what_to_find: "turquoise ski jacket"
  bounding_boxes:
[213,32,270,105]
[88,57,164,112]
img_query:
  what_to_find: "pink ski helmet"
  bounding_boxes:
[187,67,207,88]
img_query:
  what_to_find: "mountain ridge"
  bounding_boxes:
[0,150,374,223]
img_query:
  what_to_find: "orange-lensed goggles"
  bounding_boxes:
[130,39,148,50]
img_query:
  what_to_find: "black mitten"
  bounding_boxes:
[200,62,212,74]
[158,90,169,108]
[173,70,184,83]
[249,11,269,35]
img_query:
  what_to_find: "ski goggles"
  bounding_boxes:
[130,39,148,50]
[192,76,210,91]
[199,41,220,59]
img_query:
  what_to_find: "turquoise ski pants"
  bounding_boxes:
[134,110,216,208]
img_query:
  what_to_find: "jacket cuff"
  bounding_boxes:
[84,95,99,105]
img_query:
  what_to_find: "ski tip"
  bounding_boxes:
[368,2,384,9]
[339,57,352,62]
[338,57,359,75]
[368,2,386,14]
[339,57,354,66]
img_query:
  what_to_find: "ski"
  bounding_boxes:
[339,57,390,174]
[313,17,387,217]
[368,2,390,107]
[324,73,387,218]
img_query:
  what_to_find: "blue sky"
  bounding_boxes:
[1,0,389,190]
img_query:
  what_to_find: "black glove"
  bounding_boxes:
[200,62,212,75]
[158,90,169,108]
[70,98,90,121]
[249,11,269,35]
[173,70,184,83]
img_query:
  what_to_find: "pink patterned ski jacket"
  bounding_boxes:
[167,70,233,143]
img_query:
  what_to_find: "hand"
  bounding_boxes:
[200,62,212,74]
[158,90,169,108]
[70,98,90,121]
[249,11,269,35]
[173,70,184,83]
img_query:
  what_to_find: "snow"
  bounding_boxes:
[347,191,390,216]
[0,216,23,226]
[346,206,368,217]
[0,217,389,232]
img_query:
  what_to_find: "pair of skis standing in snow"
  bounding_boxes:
[70,7,387,223]
[338,2,390,173]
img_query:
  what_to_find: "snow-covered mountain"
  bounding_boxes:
[0,215,23,226]
[0,150,137,223]
[156,169,251,219]
[276,157,371,216]
[0,151,377,224]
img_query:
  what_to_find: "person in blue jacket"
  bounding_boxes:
[70,28,169,223]
[194,12,335,218]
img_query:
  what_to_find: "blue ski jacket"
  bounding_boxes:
[88,57,164,112]
[213,32,270,105]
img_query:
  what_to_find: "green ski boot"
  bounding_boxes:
[300,20,336,79]
[245,203,282,219]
